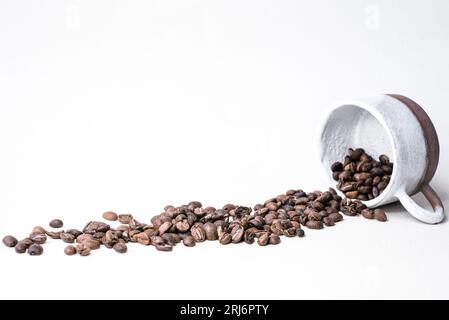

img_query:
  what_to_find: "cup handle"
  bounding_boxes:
[397,184,445,224]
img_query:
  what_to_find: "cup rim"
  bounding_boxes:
[318,97,398,207]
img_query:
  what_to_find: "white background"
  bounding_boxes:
[1,0,449,299]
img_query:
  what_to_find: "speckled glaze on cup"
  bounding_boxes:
[319,94,444,224]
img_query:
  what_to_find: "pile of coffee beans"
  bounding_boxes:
[2,148,389,256]
[331,148,393,201]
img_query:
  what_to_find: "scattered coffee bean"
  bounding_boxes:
[64,245,76,256]
[49,219,63,228]
[118,214,133,224]
[14,242,28,254]
[113,243,127,253]
[374,209,387,222]
[2,235,18,248]
[60,233,75,243]
[182,236,196,247]
[29,232,47,244]
[102,211,118,221]
[28,244,43,256]
[361,209,374,220]
[32,226,46,234]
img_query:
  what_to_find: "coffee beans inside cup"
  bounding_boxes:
[2,148,389,256]
[331,148,393,201]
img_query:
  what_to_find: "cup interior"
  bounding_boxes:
[319,104,396,206]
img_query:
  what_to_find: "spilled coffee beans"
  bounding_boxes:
[2,148,390,256]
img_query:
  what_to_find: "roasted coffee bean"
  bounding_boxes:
[175,220,190,233]
[230,225,244,243]
[2,235,18,248]
[102,211,118,221]
[323,217,334,226]
[219,232,232,245]
[29,232,47,244]
[361,209,374,219]
[158,221,172,235]
[76,243,91,256]
[118,214,133,224]
[379,154,390,164]
[182,236,196,247]
[296,229,305,237]
[203,222,218,241]
[345,191,359,199]
[83,239,101,250]
[113,243,127,253]
[136,232,151,245]
[45,230,62,239]
[32,226,46,234]
[331,162,343,172]
[64,245,77,256]
[28,244,43,256]
[65,229,82,238]
[328,212,343,223]
[83,221,110,234]
[244,230,256,244]
[155,244,173,252]
[49,219,63,228]
[257,233,269,246]
[15,242,28,253]
[60,232,75,243]
[269,234,281,245]
[283,227,297,237]
[191,225,206,242]
[306,220,323,229]
[374,209,387,222]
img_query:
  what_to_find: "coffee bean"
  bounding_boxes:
[113,243,127,253]
[15,242,28,253]
[374,209,387,222]
[257,233,269,246]
[244,230,256,244]
[219,232,232,245]
[102,211,118,221]
[377,181,388,191]
[361,209,374,219]
[32,226,46,234]
[345,191,359,199]
[328,212,343,223]
[118,214,133,224]
[2,235,18,248]
[175,220,190,233]
[331,162,343,172]
[60,232,75,243]
[182,236,196,247]
[231,225,244,243]
[64,245,77,256]
[379,154,390,164]
[203,222,218,241]
[269,234,281,245]
[155,244,173,252]
[158,221,172,235]
[323,217,334,226]
[297,229,305,237]
[29,232,47,244]
[49,219,63,228]
[191,225,206,242]
[76,243,91,256]
[306,220,323,229]
[28,244,43,256]
[136,232,151,245]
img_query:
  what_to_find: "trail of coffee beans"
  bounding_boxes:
[2,148,389,256]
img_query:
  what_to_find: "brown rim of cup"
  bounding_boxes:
[387,94,440,194]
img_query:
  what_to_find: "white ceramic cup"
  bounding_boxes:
[319,94,444,224]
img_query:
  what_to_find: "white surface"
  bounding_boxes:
[1,0,449,300]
